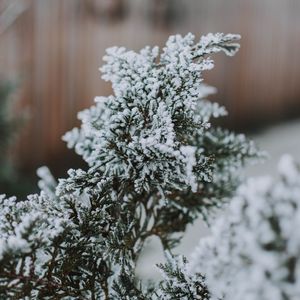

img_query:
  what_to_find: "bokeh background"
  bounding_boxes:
[0,0,300,197]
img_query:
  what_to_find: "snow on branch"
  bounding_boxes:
[189,155,300,300]
[0,32,261,299]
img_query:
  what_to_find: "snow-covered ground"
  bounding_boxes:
[137,119,300,279]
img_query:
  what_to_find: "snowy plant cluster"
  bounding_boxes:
[155,254,210,300]
[189,155,300,300]
[0,33,259,299]
[60,32,255,204]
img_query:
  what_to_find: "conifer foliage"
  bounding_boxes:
[155,254,210,300]
[189,155,300,300]
[0,33,258,299]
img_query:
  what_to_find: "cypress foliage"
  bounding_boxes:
[189,155,300,300]
[0,33,259,299]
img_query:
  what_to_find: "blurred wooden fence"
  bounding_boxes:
[0,0,300,173]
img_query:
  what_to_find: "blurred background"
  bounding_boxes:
[0,0,300,197]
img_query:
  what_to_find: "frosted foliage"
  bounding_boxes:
[37,166,57,198]
[189,155,300,300]
[60,32,256,203]
[0,191,110,298]
[155,254,210,300]
[0,33,260,298]
[0,194,71,295]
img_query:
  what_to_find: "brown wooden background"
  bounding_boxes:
[0,0,300,175]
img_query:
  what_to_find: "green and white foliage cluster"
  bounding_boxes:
[0,33,259,299]
[155,254,210,300]
[60,32,255,208]
[189,155,300,300]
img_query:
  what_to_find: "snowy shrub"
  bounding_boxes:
[189,155,300,300]
[0,33,259,299]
